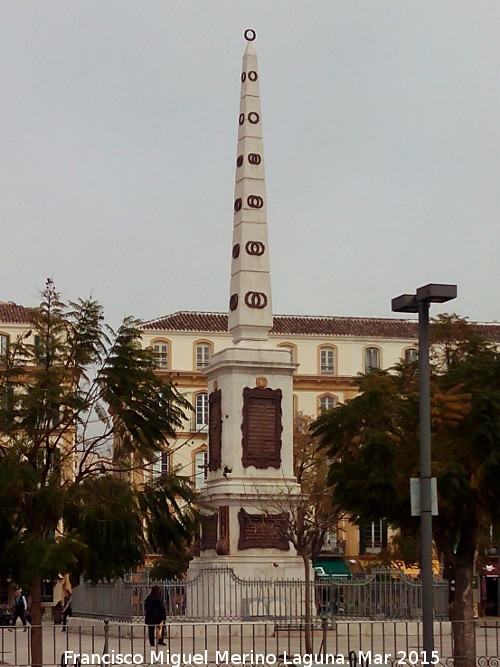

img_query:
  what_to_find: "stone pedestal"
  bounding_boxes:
[189,345,305,585]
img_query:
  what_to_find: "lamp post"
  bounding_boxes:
[392,283,457,658]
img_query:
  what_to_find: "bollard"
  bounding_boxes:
[103,620,109,655]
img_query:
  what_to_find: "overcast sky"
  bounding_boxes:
[1,2,499,327]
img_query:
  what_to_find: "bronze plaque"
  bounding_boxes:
[200,513,218,551]
[208,389,222,471]
[242,387,282,468]
[237,509,289,551]
[216,506,230,555]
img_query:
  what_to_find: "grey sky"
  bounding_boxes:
[1,2,499,327]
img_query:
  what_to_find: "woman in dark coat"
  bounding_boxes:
[144,586,166,647]
[61,588,73,631]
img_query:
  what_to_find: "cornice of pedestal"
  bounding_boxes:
[205,348,299,378]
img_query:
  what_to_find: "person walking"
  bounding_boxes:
[11,588,28,631]
[61,588,73,631]
[144,585,166,647]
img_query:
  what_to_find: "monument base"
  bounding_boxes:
[187,559,309,621]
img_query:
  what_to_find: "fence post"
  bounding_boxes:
[321,614,328,658]
[103,620,109,655]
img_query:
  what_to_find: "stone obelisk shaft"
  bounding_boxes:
[228,41,273,345]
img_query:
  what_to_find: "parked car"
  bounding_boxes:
[0,604,12,627]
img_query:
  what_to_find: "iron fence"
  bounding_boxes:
[72,568,449,623]
[0,619,498,667]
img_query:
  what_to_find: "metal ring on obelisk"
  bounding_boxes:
[245,291,268,309]
[244,29,256,41]
[230,294,239,311]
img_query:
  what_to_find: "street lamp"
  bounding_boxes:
[392,283,457,659]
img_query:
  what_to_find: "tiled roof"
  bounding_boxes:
[140,311,500,341]
[473,323,500,342]
[142,312,229,334]
[272,315,419,338]
[0,301,32,325]
[140,311,420,339]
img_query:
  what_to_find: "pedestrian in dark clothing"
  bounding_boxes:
[61,589,73,631]
[11,589,28,631]
[144,585,166,647]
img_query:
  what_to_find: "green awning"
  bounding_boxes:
[314,558,351,579]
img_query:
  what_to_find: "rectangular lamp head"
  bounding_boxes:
[392,294,419,313]
[416,283,457,304]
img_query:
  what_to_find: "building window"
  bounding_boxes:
[318,394,336,414]
[319,346,335,374]
[364,347,380,374]
[152,451,170,479]
[152,340,169,370]
[404,348,418,363]
[360,519,387,554]
[0,334,9,361]
[322,528,338,552]
[195,393,209,431]
[322,528,346,554]
[195,342,212,370]
[194,449,208,489]
[278,343,297,363]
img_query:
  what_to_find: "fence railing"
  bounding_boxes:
[0,619,499,667]
[73,567,449,623]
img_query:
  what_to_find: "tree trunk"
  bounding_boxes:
[449,556,475,667]
[29,575,43,667]
[301,551,313,654]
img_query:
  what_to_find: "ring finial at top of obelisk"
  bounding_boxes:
[244,29,256,42]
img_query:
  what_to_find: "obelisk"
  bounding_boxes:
[188,30,304,589]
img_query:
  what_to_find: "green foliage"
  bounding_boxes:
[100,317,190,464]
[313,369,419,528]
[0,280,200,590]
[138,471,201,562]
[139,471,202,580]
[63,476,146,584]
[312,316,500,578]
